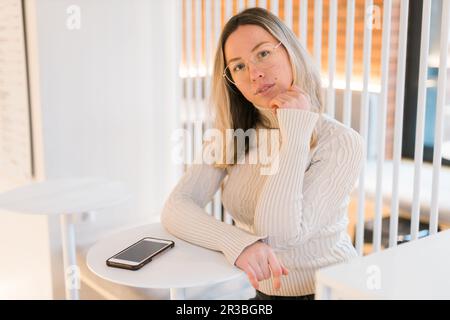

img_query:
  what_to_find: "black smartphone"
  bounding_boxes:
[106,237,175,270]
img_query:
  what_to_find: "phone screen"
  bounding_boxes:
[114,240,169,263]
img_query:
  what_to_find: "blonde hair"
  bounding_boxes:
[208,7,324,169]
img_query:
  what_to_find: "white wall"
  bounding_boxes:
[5,0,179,299]
[0,0,53,300]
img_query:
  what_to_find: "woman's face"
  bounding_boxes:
[224,24,293,109]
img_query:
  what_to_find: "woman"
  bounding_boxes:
[161,7,363,300]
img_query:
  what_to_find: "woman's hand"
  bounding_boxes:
[268,85,311,114]
[235,240,289,291]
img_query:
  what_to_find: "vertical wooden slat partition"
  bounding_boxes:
[284,0,293,29]
[411,0,432,241]
[204,0,213,216]
[389,0,409,248]
[212,0,223,222]
[326,0,337,117]
[194,0,202,161]
[313,0,323,71]
[300,0,308,47]
[184,0,194,171]
[222,0,234,225]
[259,0,267,10]
[343,0,355,127]
[271,0,279,16]
[355,0,373,256]
[372,0,392,253]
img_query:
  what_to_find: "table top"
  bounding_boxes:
[0,177,132,215]
[87,223,245,289]
[316,229,450,299]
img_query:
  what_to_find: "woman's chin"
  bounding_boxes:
[253,101,270,109]
[256,98,274,109]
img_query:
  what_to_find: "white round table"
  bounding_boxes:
[0,177,132,300]
[87,222,245,300]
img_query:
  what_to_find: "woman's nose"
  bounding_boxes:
[249,63,265,82]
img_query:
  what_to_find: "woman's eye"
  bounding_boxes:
[233,63,245,72]
[258,50,270,59]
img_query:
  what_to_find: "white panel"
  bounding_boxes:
[185,0,194,165]
[411,0,432,241]
[205,202,213,216]
[300,0,308,47]
[225,0,233,21]
[195,0,202,122]
[258,0,267,9]
[174,0,183,182]
[355,0,373,256]
[313,0,323,71]
[372,0,392,253]
[223,0,236,225]
[284,0,293,29]
[238,0,245,12]
[213,0,223,222]
[214,0,221,53]
[343,0,355,127]
[327,0,337,118]
[205,0,212,90]
[430,0,450,235]
[270,0,279,16]
[214,188,222,221]
[389,0,409,248]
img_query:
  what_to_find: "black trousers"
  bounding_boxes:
[249,290,315,300]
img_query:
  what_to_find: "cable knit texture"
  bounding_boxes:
[161,104,364,296]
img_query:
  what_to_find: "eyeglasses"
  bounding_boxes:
[223,41,283,86]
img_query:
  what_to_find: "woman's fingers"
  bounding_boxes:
[269,93,299,109]
[235,241,289,292]
[269,85,311,111]
[258,260,272,280]
[249,261,266,282]
[269,95,291,111]
[267,252,283,291]
[281,263,289,276]
[246,257,286,291]
[244,264,259,290]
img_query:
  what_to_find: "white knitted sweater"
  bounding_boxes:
[161,105,364,296]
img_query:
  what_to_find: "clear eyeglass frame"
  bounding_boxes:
[223,41,283,86]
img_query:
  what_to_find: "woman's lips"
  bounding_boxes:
[256,84,275,96]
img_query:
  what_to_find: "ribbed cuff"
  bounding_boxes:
[276,109,319,147]
[219,226,268,266]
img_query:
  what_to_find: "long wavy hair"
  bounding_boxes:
[208,7,324,169]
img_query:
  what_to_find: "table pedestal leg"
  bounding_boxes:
[60,213,80,300]
[170,288,186,300]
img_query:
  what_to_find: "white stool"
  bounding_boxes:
[0,177,132,300]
